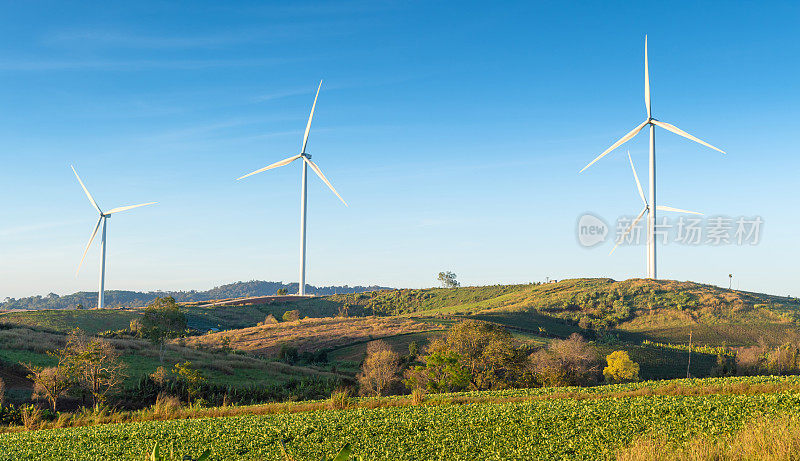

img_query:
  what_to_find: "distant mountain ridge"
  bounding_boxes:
[0,280,392,311]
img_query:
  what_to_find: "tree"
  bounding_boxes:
[64,331,126,411]
[358,341,401,396]
[603,350,640,383]
[173,361,205,402]
[140,297,187,363]
[282,310,300,322]
[278,344,299,364]
[25,364,72,412]
[437,271,460,288]
[411,320,526,392]
[404,350,470,393]
[277,288,288,296]
[529,333,600,386]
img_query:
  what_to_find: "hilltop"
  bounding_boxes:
[0,280,391,311]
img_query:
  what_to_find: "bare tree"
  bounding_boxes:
[24,364,72,411]
[529,333,600,386]
[358,341,401,396]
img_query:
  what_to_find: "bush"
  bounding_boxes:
[358,341,401,396]
[328,389,352,410]
[282,310,300,322]
[603,350,640,383]
[529,333,600,387]
[278,344,299,364]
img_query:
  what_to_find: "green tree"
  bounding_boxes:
[437,271,460,288]
[173,361,205,402]
[141,297,187,364]
[282,310,300,322]
[603,350,640,383]
[404,350,471,393]
[276,288,288,296]
[408,320,525,392]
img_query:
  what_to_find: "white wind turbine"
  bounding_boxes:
[237,80,347,296]
[580,36,725,279]
[72,166,156,309]
[609,151,702,269]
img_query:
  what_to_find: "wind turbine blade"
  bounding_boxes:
[304,157,348,207]
[106,202,157,214]
[237,154,302,180]
[627,150,647,206]
[579,120,649,173]
[651,120,726,154]
[71,166,101,213]
[301,80,322,154]
[77,216,103,275]
[656,205,703,215]
[644,35,651,118]
[610,207,648,255]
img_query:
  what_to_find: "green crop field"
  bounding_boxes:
[2,376,800,460]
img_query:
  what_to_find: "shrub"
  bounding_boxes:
[603,350,640,383]
[529,333,600,387]
[282,310,301,322]
[358,341,401,396]
[21,405,42,430]
[151,393,181,418]
[328,389,352,410]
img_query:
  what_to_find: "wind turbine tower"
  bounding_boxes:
[580,36,726,279]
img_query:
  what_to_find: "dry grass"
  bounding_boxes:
[617,414,800,460]
[180,316,440,357]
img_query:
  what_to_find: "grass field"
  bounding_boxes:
[3,375,800,460]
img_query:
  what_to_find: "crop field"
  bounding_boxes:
[3,376,800,460]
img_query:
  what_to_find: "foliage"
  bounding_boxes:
[8,377,800,459]
[406,320,526,392]
[437,271,460,289]
[604,350,640,383]
[0,280,389,311]
[357,341,401,396]
[63,331,126,410]
[529,333,600,386]
[24,364,71,412]
[141,297,187,363]
[149,440,210,461]
[173,362,206,401]
[282,310,301,322]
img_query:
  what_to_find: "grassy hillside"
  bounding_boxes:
[0,325,337,403]
[182,317,443,358]
[4,375,800,460]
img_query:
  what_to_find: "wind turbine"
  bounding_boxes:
[609,151,702,272]
[580,36,725,279]
[72,166,156,309]
[237,80,347,296]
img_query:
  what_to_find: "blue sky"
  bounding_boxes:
[0,1,797,299]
